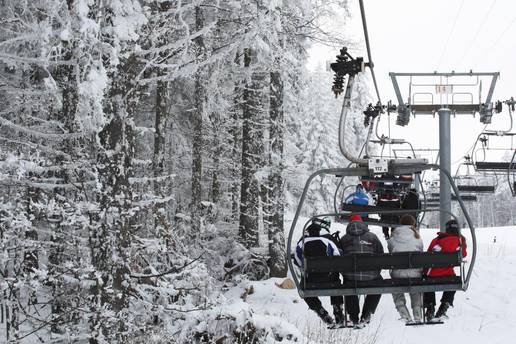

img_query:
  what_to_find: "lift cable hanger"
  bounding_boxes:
[360,0,403,153]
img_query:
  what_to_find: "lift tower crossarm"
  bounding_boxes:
[390,72,498,77]
[389,71,500,117]
[389,71,500,229]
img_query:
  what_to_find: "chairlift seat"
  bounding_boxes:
[339,204,418,214]
[306,252,460,273]
[337,204,421,226]
[300,251,463,297]
[475,162,516,171]
[337,214,406,227]
[457,194,477,201]
[428,194,478,201]
[360,176,413,184]
[304,276,461,289]
[457,185,495,193]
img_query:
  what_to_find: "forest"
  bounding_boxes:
[0,0,514,343]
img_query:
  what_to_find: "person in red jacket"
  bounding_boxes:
[423,219,467,321]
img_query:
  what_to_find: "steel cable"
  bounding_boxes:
[359,0,382,106]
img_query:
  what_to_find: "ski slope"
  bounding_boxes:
[223,221,516,343]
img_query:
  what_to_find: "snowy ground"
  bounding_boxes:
[221,220,516,343]
[5,221,514,343]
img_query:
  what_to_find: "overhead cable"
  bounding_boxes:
[456,0,497,67]
[436,0,465,70]
[359,0,382,106]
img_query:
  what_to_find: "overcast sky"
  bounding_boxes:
[308,0,516,173]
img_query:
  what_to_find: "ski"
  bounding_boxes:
[405,320,444,326]
[327,321,355,329]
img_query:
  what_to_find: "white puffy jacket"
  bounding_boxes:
[387,225,424,279]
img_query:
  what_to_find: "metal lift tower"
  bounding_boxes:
[389,71,500,229]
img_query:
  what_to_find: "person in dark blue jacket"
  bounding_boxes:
[294,221,344,326]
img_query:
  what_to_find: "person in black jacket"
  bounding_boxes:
[377,190,401,240]
[339,215,384,328]
[401,188,421,219]
[294,221,344,325]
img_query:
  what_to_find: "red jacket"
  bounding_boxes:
[425,232,467,277]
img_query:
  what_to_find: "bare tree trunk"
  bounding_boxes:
[24,184,39,275]
[154,77,171,243]
[210,112,222,205]
[91,54,138,343]
[268,67,287,277]
[48,23,79,332]
[239,48,265,248]
[52,11,81,337]
[230,54,243,220]
[191,6,205,232]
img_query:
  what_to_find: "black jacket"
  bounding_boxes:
[377,197,401,223]
[402,190,421,211]
[340,221,384,281]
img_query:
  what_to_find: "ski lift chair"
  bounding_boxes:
[429,193,478,202]
[475,160,516,197]
[455,160,496,194]
[471,133,516,172]
[287,164,476,299]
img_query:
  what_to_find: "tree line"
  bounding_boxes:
[0,0,358,342]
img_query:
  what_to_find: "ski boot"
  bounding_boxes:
[424,305,435,322]
[333,304,345,327]
[353,313,371,329]
[435,302,450,320]
[314,307,333,325]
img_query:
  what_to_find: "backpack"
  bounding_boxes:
[296,231,343,252]
[321,231,343,251]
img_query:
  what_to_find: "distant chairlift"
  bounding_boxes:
[468,99,516,195]
[470,135,516,195]
[427,193,478,202]
[455,158,497,194]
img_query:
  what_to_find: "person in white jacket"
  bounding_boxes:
[387,215,424,323]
